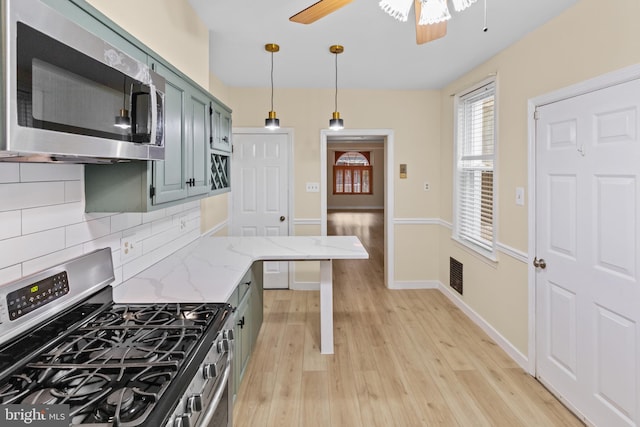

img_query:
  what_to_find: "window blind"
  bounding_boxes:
[455,82,496,253]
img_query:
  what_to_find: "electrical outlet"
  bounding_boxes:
[306,182,320,192]
[120,237,139,261]
[424,182,430,191]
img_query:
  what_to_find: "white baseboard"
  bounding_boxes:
[390,280,440,289]
[327,206,384,210]
[291,281,320,291]
[436,281,529,371]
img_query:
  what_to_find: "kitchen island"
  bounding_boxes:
[113,235,369,354]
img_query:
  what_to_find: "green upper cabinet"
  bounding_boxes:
[151,61,188,205]
[211,102,232,153]
[185,86,213,198]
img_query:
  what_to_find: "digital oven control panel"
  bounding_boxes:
[6,272,69,321]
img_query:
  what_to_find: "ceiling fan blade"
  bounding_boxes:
[289,0,353,24]
[415,0,447,44]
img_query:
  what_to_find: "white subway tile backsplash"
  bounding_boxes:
[182,200,200,211]
[142,209,166,224]
[0,264,22,286]
[66,216,111,247]
[20,163,83,182]
[122,223,152,241]
[0,228,65,270]
[65,180,83,202]
[23,202,84,234]
[0,182,65,212]
[22,245,84,276]
[151,217,174,235]
[111,213,143,233]
[0,164,19,183]
[0,169,204,288]
[0,211,21,240]
[165,204,184,216]
[82,232,122,257]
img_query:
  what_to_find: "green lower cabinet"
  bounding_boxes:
[231,262,264,401]
[234,291,251,394]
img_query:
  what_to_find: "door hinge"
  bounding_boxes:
[534,110,540,120]
[209,104,213,115]
[210,136,213,143]
[150,185,155,198]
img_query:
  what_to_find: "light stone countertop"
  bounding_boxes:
[113,235,369,304]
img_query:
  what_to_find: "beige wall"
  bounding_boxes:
[438,0,640,354]
[229,88,441,219]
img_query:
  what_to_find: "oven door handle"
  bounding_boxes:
[197,356,231,427]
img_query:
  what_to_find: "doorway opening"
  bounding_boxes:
[320,129,394,288]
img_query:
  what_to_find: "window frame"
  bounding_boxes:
[452,77,498,260]
[333,151,373,195]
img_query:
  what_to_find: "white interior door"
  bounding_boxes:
[535,78,640,427]
[231,131,290,289]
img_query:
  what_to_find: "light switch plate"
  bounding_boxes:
[515,187,525,206]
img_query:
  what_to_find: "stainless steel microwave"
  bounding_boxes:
[0,0,165,163]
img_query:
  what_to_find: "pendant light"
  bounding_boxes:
[329,44,344,131]
[114,76,131,129]
[264,43,280,130]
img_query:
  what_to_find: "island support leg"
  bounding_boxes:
[319,260,333,354]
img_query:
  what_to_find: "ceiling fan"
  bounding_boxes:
[289,0,448,45]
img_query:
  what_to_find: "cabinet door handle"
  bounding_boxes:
[244,281,251,287]
[185,178,195,186]
[237,316,245,329]
[222,136,229,143]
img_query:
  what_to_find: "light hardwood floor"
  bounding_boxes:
[233,210,583,427]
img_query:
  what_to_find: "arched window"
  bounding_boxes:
[333,151,373,195]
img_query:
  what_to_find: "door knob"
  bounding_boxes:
[279,216,286,222]
[533,257,547,269]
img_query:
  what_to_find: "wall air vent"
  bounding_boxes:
[450,257,463,295]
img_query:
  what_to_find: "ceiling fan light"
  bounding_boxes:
[379,0,413,22]
[451,0,477,12]
[418,0,451,25]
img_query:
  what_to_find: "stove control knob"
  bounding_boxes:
[216,339,230,354]
[203,363,217,380]
[223,329,234,340]
[187,394,203,412]
[173,414,191,427]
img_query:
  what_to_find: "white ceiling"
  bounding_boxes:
[188,0,577,90]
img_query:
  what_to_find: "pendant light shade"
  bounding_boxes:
[329,44,344,131]
[264,43,280,130]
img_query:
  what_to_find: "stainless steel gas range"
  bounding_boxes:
[0,248,234,427]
